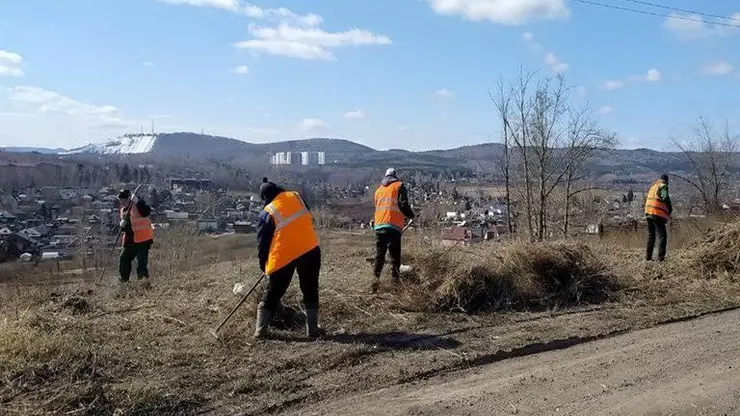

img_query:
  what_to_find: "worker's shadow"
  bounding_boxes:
[326,331,461,351]
[270,304,461,350]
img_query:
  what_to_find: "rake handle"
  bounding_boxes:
[112,183,145,248]
[214,274,266,333]
[402,219,414,234]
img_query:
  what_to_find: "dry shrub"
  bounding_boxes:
[398,240,620,313]
[689,221,740,276]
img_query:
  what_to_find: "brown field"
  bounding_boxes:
[2,222,740,415]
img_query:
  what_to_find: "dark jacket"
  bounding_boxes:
[256,189,312,272]
[122,199,152,246]
[377,175,415,223]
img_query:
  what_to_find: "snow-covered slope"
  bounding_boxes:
[63,134,158,155]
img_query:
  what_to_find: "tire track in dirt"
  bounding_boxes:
[272,305,740,416]
[294,306,740,416]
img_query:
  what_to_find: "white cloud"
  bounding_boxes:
[231,65,250,74]
[603,80,624,91]
[544,52,568,73]
[701,61,734,76]
[235,22,391,60]
[7,86,136,128]
[0,50,24,77]
[396,126,407,131]
[158,0,241,11]
[162,0,391,61]
[159,1,390,61]
[343,110,365,119]
[597,106,615,116]
[663,12,740,39]
[523,33,567,73]
[165,0,322,26]
[433,89,454,98]
[603,69,661,91]
[0,50,22,64]
[297,118,328,132]
[645,69,661,82]
[424,0,569,25]
[142,61,156,67]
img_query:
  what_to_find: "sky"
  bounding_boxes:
[0,0,738,151]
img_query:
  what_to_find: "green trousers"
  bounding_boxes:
[119,240,152,282]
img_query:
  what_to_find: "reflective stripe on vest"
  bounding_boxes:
[264,191,319,275]
[374,181,405,231]
[644,181,669,219]
[265,200,309,231]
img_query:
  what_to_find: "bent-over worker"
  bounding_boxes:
[118,189,154,282]
[644,173,672,262]
[372,168,415,292]
[254,177,323,339]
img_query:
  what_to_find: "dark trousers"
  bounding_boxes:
[119,240,152,282]
[262,247,321,312]
[646,216,667,261]
[374,230,401,278]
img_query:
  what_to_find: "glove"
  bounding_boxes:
[131,194,139,203]
[119,219,127,229]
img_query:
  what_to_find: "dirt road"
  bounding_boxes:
[297,309,740,416]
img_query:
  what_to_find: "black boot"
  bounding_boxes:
[305,308,324,338]
[253,302,272,339]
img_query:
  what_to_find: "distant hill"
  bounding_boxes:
[1,146,67,154]
[11,132,734,184]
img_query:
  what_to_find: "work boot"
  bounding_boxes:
[253,302,272,339]
[370,278,380,294]
[305,308,324,339]
[391,267,401,281]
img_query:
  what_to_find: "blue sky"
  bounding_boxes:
[0,0,738,151]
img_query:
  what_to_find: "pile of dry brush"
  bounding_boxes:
[396,240,621,313]
[689,221,740,276]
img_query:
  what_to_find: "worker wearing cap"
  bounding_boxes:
[371,168,415,292]
[644,173,672,262]
[254,178,323,339]
[118,189,154,282]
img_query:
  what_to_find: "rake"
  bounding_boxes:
[209,273,266,340]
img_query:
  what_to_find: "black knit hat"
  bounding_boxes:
[118,189,131,199]
[660,173,669,183]
[259,177,279,202]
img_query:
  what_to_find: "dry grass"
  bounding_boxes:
[392,239,619,313]
[1,221,740,415]
[688,221,740,277]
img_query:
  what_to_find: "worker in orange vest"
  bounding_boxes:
[118,189,154,282]
[371,168,415,293]
[254,178,323,339]
[644,174,672,262]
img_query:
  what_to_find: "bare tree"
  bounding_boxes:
[561,108,617,235]
[489,78,514,235]
[672,117,739,214]
[493,69,613,241]
[509,68,537,239]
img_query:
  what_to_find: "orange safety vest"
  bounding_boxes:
[121,205,154,244]
[644,180,669,219]
[264,191,319,275]
[374,181,405,231]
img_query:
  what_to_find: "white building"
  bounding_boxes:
[270,151,327,166]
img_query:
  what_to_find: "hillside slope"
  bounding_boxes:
[13,132,736,182]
